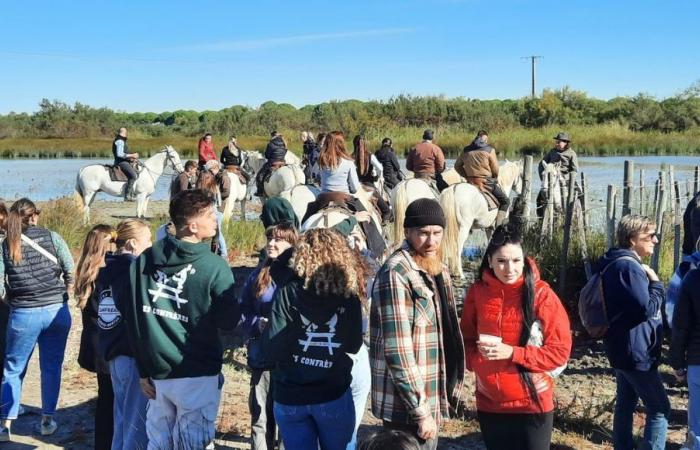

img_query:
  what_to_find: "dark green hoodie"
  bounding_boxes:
[128,235,238,379]
[261,277,362,405]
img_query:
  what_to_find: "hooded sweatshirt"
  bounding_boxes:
[265,136,288,163]
[127,235,239,379]
[261,277,363,405]
[598,248,664,371]
[97,253,138,363]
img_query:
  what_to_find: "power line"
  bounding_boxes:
[521,55,543,98]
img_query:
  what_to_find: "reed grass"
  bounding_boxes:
[2,125,700,159]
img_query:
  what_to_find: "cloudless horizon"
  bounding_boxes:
[2,0,699,114]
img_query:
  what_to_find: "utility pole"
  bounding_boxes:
[521,55,542,98]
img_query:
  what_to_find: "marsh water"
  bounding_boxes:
[3,155,698,202]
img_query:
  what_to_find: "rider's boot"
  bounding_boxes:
[495,210,509,227]
[124,179,135,202]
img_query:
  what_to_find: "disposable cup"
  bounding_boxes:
[479,334,502,344]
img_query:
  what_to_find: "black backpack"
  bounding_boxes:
[578,256,638,338]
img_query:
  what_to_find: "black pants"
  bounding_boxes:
[256,162,273,194]
[95,373,115,450]
[477,411,553,450]
[485,178,510,212]
[117,161,137,180]
[382,421,437,450]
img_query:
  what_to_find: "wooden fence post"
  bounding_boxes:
[695,166,700,195]
[606,185,617,249]
[547,171,556,238]
[622,160,634,217]
[522,155,533,222]
[574,198,592,280]
[580,172,589,231]
[674,180,682,269]
[639,169,645,215]
[651,172,667,272]
[559,176,577,293]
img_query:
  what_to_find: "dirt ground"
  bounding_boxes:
[6,200,691,449]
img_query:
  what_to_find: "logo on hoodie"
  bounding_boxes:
[298,313,341,355]
[97,288,121,330]
[148,264,195,310]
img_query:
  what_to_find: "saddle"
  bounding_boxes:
[225,165,249,184]
[104,162,139,182]
[466,177,499,211]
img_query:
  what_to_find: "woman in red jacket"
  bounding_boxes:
[198,133,217,169]
[460,225,572,450]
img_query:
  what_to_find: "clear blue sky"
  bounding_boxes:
[2,0,699,114]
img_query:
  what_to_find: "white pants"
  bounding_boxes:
[147,374,223,450]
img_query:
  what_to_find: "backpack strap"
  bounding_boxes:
[600,255,640,275]
[600,255,642,323]
[20,234,58,265]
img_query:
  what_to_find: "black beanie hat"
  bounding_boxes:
[404,198,445,228]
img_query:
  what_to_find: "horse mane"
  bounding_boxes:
[391,181,410,243]
[439,184,462,275]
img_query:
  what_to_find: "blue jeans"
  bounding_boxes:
[689,366,700,449]
[348,345,371,449]
[613,368,670,450]
[274,388,355,450]
[216,211,228,260]
[110,356,148,450]
[0,302,71,419]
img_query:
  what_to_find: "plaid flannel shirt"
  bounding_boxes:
[370,242,464,425]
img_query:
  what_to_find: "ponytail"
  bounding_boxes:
[518,259,543,410]
[6,198,39,264]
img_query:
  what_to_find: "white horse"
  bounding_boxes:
[221,151,257,222]
[389,178,438,244]
[440,160,524,278]
[247,151,306,198]
[74,145,184,223]
[287,184,319,225]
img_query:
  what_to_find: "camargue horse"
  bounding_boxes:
[440,160,524,278]
[247,151,305,198]
[287,184,320,224]
[389,178,438,244]
[221,152,256,222]
[74,145,184,223]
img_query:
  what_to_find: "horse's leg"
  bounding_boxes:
[455,218,474,279]
[83,190,97,224]
[240,198,246,221]
[142,196,150,218]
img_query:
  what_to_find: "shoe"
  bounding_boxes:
[40,418,57,436]
[0,426,10,442]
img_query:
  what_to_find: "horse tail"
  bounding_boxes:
[74,172,85,211]
[392,181,409,243]
[439,184,461,275]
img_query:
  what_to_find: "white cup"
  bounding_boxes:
[479,334,502,344]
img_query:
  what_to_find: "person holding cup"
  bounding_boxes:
[460,225,572,450]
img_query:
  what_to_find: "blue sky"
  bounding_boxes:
[2,0,699,113]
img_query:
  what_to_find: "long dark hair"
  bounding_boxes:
[353,134,371,177]
[478,224,541,409]
[6,198,40,264]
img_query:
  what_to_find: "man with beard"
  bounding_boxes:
[370,198,465,450]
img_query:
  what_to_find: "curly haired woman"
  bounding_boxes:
[261,228,369,450]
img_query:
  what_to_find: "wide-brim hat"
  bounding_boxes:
[553,132,571,142]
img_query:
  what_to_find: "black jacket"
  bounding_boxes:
[598,248,665,370]
[374,145,403,189]
[220,145,243,167]
[670,268,700,368]
[261,277,362,405]
[265,136,287,163]
[97,253,138,363]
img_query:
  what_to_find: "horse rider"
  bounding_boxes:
[255,131,288,197]
[538,132,579,186]
[353,135,393,224]
[454,130,510,226]
[170,160,198,198]
[197,133,217,171]
[220,136,251,183]
[301,131,321,185]
[405,129,446,194]
[374,137,405,191]
[112,127,140,201]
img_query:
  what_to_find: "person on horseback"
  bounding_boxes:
[374,137,405,191]
[112,127,140,201]
[538,132,578,186]
[197,133,217,171]
[220,136,252,186]
[455,130,510,226]
[301,131,321,185]
[255,131,288,197]
[406,129,445,194]
[353,135,392,223]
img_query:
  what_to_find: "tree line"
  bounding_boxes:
[2,83,700,140]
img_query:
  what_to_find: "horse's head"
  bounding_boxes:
[163,145,184,173]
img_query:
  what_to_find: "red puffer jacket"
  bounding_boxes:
[460,259,571,413]
[198,138,217,167]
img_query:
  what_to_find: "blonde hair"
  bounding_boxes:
[75,224,115,309]
[115,218,150,251]
[616,214,656,249]
[293,228,370,299]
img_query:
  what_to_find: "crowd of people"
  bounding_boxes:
[0,127,698,450]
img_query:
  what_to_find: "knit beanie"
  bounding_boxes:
[404,198,445,228]
[260,197,299,229]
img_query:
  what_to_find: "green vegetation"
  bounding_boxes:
[3,84,700,158]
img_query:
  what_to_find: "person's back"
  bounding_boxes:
[455,138,498,180]
[265,135,287,163]
[407,141,444,177]
[320,157,359,194]
[374,142,403,189]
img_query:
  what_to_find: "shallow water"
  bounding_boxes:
[2,155,699,213]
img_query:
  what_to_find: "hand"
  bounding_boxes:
[416,415,438,440]
[674,368,687,383]
[140,378,156,400]
[355,211,371,223]
[478,341,514,361]
[132,153,140,159]
[640,264,660,282]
